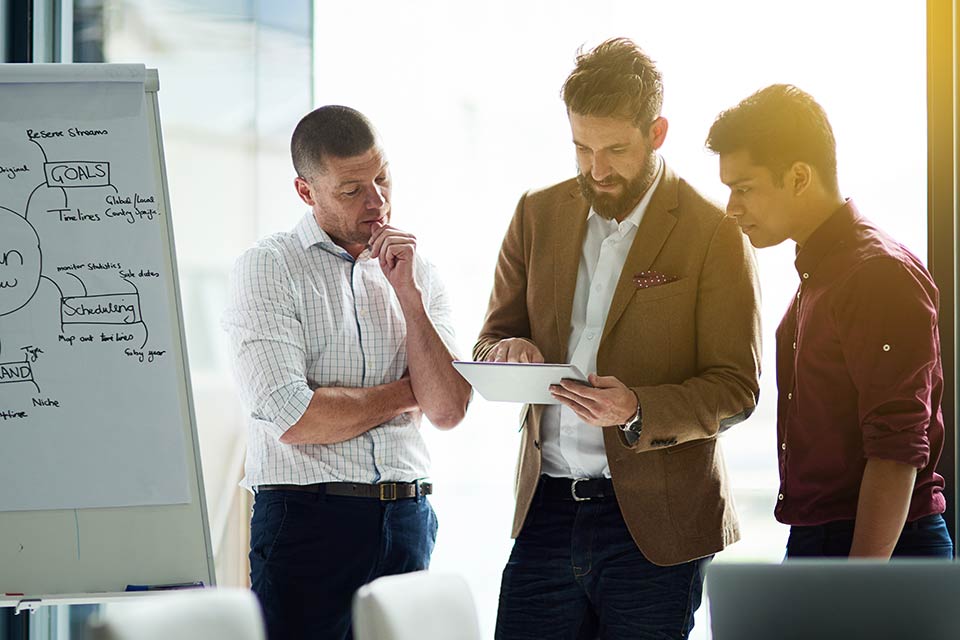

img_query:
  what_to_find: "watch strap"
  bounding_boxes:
[619,390,642,434]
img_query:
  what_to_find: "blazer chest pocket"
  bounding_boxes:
[614,277,697,382]
[629,277,695,303]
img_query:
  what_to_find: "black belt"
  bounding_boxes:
[539,476,615,502]
[256,481,432,501]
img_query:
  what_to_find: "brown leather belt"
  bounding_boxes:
[256,481,432,501]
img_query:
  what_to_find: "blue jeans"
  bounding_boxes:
[496,481,710,640]
[249,488,438,640]
[786,513,954,558]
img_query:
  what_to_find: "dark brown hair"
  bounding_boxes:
[290,105,377,178]
[562,37,664,128]
[706,84,839,192]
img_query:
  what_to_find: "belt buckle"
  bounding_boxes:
[379,483,398,501]
[570,477,590,502]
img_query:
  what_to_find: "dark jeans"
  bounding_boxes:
[249,488,438,640]
[496,481,710,640]
[786,513,954,558]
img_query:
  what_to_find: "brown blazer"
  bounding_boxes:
[473,165,761,566]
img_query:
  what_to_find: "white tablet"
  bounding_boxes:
[452,361,589,404]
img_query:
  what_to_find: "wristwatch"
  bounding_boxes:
[619,391,643,435]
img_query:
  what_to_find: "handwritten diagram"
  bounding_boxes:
[0,70,190,514]
[0,130,166,408]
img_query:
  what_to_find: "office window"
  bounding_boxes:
[88,0,313,588]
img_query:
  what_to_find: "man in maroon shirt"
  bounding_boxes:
[705,84,952,559]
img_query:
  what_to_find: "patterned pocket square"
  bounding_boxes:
[633,270,680,289]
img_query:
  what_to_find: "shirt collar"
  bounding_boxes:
[794,199,861,279]
[295,212,356,261]
[587,155,664,232]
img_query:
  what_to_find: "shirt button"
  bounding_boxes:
[781,443,787,450]
[802,272,810,279]
[882,344,891,352]
[787,392,793,400]
[792,341,797,350]
[586,332,596,340]
[778,493,784,501]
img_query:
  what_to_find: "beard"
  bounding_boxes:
[577,153,658,220]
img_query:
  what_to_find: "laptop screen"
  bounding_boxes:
[708,560,960,640]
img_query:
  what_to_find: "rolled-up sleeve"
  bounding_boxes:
[422,260,460,358]
[222,245,314,439]
[834,258,938,468]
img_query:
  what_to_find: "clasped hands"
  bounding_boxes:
[486,338,636,427]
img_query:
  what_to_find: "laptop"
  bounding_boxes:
[708,560,960,640]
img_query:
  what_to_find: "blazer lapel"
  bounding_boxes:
[601,166,680,342]
[554,186,590,362]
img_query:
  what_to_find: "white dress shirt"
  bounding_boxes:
[222,212,457,490]
[540,158,664,479]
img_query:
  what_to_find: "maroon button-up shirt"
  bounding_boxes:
[774,201,946,526]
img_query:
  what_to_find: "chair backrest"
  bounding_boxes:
[352,571,482,640]
[708,560,960,640]
[87,588,265,640]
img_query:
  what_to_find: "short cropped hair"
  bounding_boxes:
[561,37,664,128]
[290,105,377,178]
[706,84,839,192]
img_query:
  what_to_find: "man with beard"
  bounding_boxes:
[223,105,471,640]
[474,39,761,639]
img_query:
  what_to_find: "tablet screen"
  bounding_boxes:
[451,361,588,404]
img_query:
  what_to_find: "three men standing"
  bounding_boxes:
[224,42,952,640]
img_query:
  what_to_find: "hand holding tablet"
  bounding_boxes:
[452,361,590,405]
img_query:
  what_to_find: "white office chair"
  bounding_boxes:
[352,571,482,640]
[87,587,265,640]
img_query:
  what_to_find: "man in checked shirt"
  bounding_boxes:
[707,85,953,559]
[223,105,471,639]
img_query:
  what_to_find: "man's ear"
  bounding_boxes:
[789,162,813,196]
[648,117,669,150]
[294,176,315,206]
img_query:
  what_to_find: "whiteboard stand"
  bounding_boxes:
[0,65,215,610]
